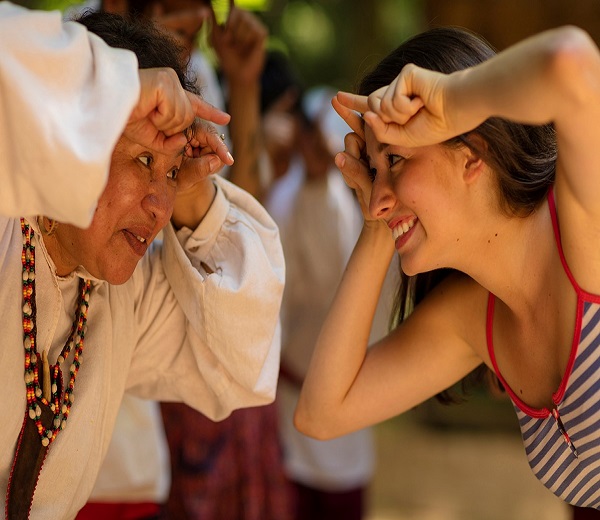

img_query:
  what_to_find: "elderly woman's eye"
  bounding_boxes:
[138,155,153,167]
[167,168,179,181]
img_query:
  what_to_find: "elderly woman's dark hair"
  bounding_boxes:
[360,27,557,401]
[74,10,198,95]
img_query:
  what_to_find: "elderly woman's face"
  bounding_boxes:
[56,135,183,284]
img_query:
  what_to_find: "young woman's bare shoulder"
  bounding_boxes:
[413,271,489,345]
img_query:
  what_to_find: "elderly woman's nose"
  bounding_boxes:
[143,182,173,222]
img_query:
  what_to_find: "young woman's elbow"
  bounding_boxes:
[546,26,600,97]
[293,404,338,441]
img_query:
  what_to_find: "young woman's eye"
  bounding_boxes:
[368,167,377,182]
[138,155,153,167]
[167,168,179,181]
[387,153,404,168]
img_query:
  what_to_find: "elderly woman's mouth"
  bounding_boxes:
[122,229,149,256]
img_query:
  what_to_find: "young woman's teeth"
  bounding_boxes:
[135,235,146,243]
[392,219,415,240]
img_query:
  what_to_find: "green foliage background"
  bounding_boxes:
[258,0,425,90]
[24,0,425,91]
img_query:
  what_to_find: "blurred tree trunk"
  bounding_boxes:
[260,0,406,91]
[424,0,600,49]
[334,0,381,90]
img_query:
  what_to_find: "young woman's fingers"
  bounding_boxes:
[343,131,365,161]
[335,91,370,115]
[363,112,407,146]
[368,76,424,127]
[335,152,361,188]
[332,95,364,139]
[380,92,424,126]
[339,133,370,190]
[335,151,373,220]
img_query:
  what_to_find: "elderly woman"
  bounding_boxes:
[0,5,283,519]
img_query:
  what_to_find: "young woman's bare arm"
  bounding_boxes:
[295,116,484,439]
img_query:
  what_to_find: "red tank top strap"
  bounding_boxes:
[486,291,551,418]
[485,187,587,417]
[487,188,562,389]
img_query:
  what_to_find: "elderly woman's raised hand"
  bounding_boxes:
[180,119,235,190]
[126,68,231,154]
[170,120,235,230]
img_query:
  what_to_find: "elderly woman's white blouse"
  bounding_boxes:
[0,4,284,518]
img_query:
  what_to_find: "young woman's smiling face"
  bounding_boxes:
[49,135,183,284]
[364,126,471,276]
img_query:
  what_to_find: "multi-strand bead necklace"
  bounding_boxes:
[21,218,91,446]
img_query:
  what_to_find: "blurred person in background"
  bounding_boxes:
[261,50,395,519]
[76,395,172,520]
[259,50,303,187]
[264,85,374,520]
[145,3,290,519]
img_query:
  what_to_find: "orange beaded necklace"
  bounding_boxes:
[20,217,92,445]
[5,218,92,519]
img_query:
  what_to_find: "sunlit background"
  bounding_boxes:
[17,0,600,518]
[18,0,425,91]
[22,0,600,93]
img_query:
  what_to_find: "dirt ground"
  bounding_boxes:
[365,395,571,520]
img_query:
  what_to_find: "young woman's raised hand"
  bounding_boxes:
[336,65,479,148]
[331,94,378,224]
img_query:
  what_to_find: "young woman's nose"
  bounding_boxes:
[369,172,396,219]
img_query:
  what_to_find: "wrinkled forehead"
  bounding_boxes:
[113,134,185,163]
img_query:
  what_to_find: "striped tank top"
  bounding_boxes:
[487,188,600,508]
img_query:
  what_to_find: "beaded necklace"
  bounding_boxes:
[20,218,91,446]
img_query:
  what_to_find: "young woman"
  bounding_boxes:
[0,7,283,519]
[296,25,600,508]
